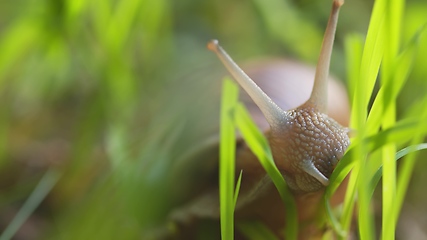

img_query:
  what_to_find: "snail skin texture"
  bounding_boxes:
[169,0,349,239]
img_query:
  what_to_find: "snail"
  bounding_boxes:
[208,0,349,193]
[167,0,350,238]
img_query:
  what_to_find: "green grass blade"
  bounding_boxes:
[234,170,243,208]
[348,0,387,236]
[219,78,239,240]
[381,141,396,240]
[234,103,297,240]
[380,1,404,237]
[395,95,427,224]
[339,34,363,237]
[330,117,427,188]
[344,34,364,103]
[0,169,60,240]
[327,115,427,238]
[324,196,346,238]
[395,144,427,160]
[342,2,387,233]
[350,0,385,128]
[326,153,354,198]
[365,119,427,151]
[366,24,424,135]
[369,144,427,198]
[329,117,427,197]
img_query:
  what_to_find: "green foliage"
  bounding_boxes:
[325,0,427,239]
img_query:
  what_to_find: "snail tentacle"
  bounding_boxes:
[207,40,288,128]
[301,158,330,187]
[308,0,344,112]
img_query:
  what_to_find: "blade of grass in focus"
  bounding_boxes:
[366,30,421,134]
[346,0,386,237]
[219,78,297,239]
[395,94,427,224]
[234,170,243,208]
[324,195,345,238]
[219,78,239,240]
[369,143,427,198]
[328,117,427,197]
[344,34,363,103]
[234,102,297,240]
[337,0,423,238]
[334,34,364,235]
[327,116,427,237]
[328,118,427,194]
[380,0,403,238]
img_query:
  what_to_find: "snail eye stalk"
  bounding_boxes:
[207,40,288,129]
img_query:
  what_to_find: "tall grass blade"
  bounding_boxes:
[380,0,404,237]
[329,117,427,196]
[219,78,239,240]
[347,0,387,236]
[367,24,426,134]
[369,144,427,198]
[344,34,363,102]
[324,196,346,237]
[395,94,427,224]
[234,170,243,208]
[234,103,297,240]
[0,169,60,240]
[328,116,427,238]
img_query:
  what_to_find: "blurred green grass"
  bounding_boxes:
[0,0,427,239]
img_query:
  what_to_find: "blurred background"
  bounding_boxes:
[0,0,426,239]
